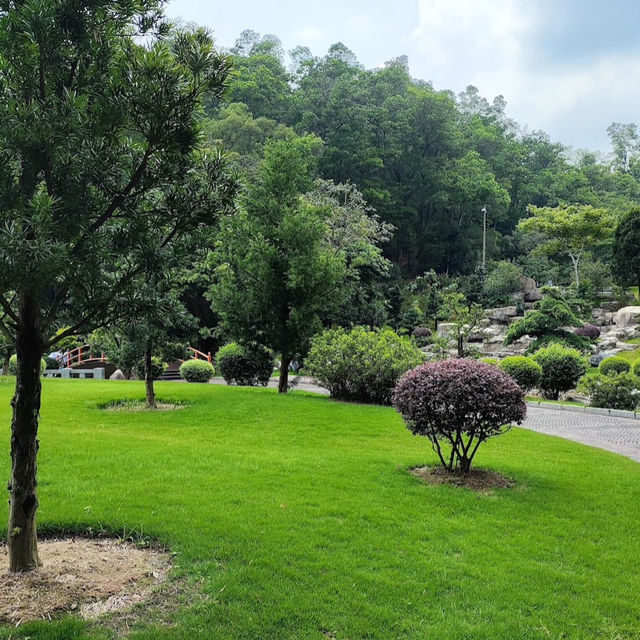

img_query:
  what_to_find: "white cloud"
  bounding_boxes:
[348,14,372,30]
[294,26,326,44]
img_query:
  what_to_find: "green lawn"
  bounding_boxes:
[1,379,639,640]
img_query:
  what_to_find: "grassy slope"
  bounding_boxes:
[0,379,639,640]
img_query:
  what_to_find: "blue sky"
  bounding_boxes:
[166,0,640,153]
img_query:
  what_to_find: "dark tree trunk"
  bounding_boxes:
[277,355,290,394]
[457,335,464,358]
[8,294,43,572]
[144,339,156,408]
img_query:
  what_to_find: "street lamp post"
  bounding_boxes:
[481,206,487,273]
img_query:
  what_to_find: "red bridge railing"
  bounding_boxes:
[187,347,212,363]
[58,345,107,368]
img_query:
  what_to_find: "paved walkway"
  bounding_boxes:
[208,377,640,464]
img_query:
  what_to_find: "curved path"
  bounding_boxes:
[208,377,640,464]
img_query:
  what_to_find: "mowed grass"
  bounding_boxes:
[0,379,639,640]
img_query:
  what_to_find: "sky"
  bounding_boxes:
[165,0,640,153]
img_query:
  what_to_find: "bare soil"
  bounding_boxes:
[410,466,515,491]
[0,538,171,625]
[102,400,184,412]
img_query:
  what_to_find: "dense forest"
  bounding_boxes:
[198,30,640,288]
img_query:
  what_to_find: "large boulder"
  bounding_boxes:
[614,306,640,328]
[109,368,125,380]
[436,322,456,339]
[521,276,542,303]
[486,306,518,324]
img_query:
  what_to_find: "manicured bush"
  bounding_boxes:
[578,373,640,411]
[306,326,424,405]
[179,359,215,383]
[216,342,274,386]
[411,327,432,347]
[498,355,542,393]
[136,357,167,381]
[599,356,631,377]
[574,324,601,340]
[393,359,526,473]
[479,357,498,366]
[532,343,588,400]
[44,356,60,370]
[8,354,46,376]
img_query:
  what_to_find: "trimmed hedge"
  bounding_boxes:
[599,356,631,377]
[393,359,526,473]
[216,342,273,387]
[180,359,215,383]
[306,327,424,405]
[498,355,542,393]
[532,343,588,400]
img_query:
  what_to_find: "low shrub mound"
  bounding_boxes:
[216,342,273,386]
[498,355,542,393]
[532,343,588,400]
[180,359,214,383]
[306,326,423,405]
[393,359,526,473]
[411,327,433,347]
[578,373,640,411]
[599,356,631,377]
[8,354,46,375]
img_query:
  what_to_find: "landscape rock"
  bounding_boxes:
[614,306,640,328]
[109,368,125,380]
[436,322,456,339]
[486,306,519,324]
[521,277,542,303]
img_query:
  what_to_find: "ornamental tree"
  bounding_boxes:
[393,359,526,473]
[612,208,640,293]
[0,3,237,572]
[518,204,615,288]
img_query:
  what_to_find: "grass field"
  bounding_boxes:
[1,379,639,639]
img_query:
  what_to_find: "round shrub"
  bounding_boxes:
[599,356,631,377]
[306,327,424,405]
[136,357,167,381]
[498,356,542,393]
[216,342,273,387]
[8,354,46,376]
[578,373,640,411]
[393,359,526,473]
[479,357,498,366]
[179,359,214,383]
[44,356,60,370]
[532,343,588,400]
[574,324,601,340]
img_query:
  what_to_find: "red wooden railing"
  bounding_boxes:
[187,347,212,363]
[58,345,107,368]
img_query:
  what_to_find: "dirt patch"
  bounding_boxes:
[410,466,515,491]
[0,538,171,625]
[101,399,185,412]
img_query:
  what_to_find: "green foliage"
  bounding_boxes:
[634,360,640,377]
[479,357,499,365]
[440,291,485,357]
[498,356,543,393]
[527,331,591,354]
[305,327,424,405]
[613,208,640,291]
[179,359,215,383]
[505,288,586,350]
[135,357,167,381]
[532,343,588,400]
[8,355,45,376]
[216,342,274,386]
[599,357,632,377]
[483,261,524,306]
[578,373,640,411]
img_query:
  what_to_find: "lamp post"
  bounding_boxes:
[481,206,487,273]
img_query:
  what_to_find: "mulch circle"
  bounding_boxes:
[410,466,516,491]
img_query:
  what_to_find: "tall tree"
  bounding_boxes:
[517,204,615,288]
[613,208,640,293]
[0,3,237,571]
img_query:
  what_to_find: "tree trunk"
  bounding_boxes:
[8,294,43,572]
[457,334,464,358]
[277,355,290,394]
[144,340,156,408]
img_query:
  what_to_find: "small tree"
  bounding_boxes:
[393,359,526,473]
[613,208,640,293]
[532,343,588,400]
[504,288,588,352]
[517,204,615,289]
[440,291,485,357]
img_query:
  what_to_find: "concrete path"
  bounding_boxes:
[207,377,640,464]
